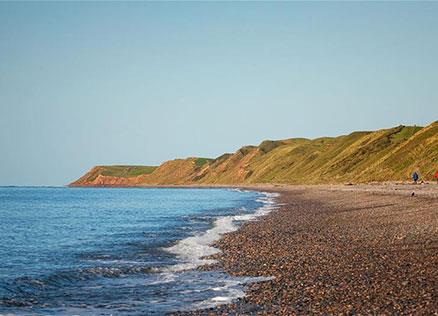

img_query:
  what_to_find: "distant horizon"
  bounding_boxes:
[1,2,437,186]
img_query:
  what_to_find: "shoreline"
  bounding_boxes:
[175,184,438,314]
[162,190,279,273]
[67,182,438,197]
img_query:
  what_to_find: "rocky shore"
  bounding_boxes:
[176,184,438,315]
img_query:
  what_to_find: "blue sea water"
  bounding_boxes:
[0,187,276,315]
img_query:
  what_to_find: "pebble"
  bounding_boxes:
[173,187,438,315]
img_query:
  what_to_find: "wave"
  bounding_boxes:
[0,265,155,302]
[0,190,280,313]
[163,192,279,272]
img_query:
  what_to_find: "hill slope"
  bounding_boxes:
[69,122,438,186]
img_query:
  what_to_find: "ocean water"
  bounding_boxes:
[0,187,277,315]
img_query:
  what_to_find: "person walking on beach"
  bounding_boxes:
[412,171,419,184]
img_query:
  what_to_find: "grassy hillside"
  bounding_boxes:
[70,121,438,186]
[72,166,157,183]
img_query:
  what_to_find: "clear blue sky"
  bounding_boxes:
[1,2,437,186]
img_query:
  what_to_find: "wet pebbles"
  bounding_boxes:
[174,186,438,315]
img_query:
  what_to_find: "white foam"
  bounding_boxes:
[163,192,279,272]
[211,295,238,302]
[229,188,243,192]
[194,280,245,309]
[146,272,176,285]
[193,276,274,310]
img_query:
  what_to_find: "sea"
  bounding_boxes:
[0,187,277,315]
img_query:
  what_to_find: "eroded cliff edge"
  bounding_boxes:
[70,121,438,186]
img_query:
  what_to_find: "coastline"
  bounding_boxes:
[68,182,438,198]
[174,183,438,314]
[162,189,279,273]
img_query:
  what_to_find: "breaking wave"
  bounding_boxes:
[164,192,279,272]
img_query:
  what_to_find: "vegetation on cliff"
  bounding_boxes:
[70,121,438,186]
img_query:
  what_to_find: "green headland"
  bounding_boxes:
[70,121,438,186]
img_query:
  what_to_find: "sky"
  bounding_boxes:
[1,2,437,186]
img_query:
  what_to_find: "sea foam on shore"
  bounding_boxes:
[161,191,278,310]
[165,191,279,272]
[0,188,278,315]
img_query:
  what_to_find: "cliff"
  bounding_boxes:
[69,121,438,186]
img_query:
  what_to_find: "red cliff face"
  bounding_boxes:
[81,174,151,187]
[69,167,151,187]
[69,122,438,187]
[69,158,208,187]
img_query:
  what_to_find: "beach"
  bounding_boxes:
[177,184,438,315]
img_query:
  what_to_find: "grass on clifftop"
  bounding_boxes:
[71,121,438,186]
[194,158,213,167]
[99,166,157,178]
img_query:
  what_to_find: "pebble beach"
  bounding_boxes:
[176,184,438,315]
